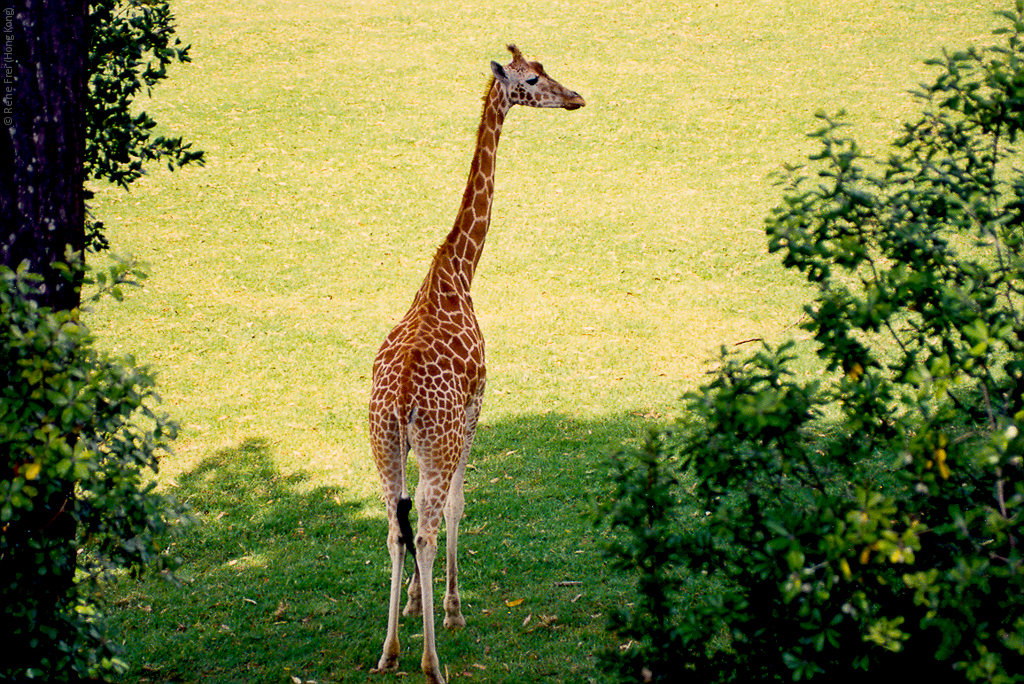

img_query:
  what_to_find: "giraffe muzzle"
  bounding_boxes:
[563,92,586,110]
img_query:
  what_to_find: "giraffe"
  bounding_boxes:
[367,45,584,684]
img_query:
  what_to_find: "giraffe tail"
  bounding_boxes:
[397,497,416,559]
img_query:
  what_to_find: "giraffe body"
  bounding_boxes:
[368,46,583,684]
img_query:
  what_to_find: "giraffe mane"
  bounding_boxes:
[481,74,496,103]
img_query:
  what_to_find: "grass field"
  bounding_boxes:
[86,1,1005,681]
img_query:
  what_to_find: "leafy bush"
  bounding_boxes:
[0,266,188,682]
[599,4,1024,682]
[1,2,198,679]
[85,0,204,251]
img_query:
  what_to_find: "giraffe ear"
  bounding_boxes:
[490,61,509,84]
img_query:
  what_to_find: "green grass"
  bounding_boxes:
[102,416,635,683]
[86,0,1004,681]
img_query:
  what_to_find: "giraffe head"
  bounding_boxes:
[490,44,585,110]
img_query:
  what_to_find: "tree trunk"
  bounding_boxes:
[1,0,88,311]
[1,2,88,678]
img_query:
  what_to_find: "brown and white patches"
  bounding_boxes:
[367,46,583,684]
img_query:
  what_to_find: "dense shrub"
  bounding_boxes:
[1,1,198,678]
[599,4,1024,682]
[85,0,204,251]
[0,267,188,682]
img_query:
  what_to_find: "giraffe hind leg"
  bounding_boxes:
[372,495,406,674]
[411,488,446,683]
[369,409,410,674]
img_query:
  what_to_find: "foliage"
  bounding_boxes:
[0,2,198,678]
[0,266,189,682]
[598,432,693,682]
[598,4,1024,682]
[85,0,204,251]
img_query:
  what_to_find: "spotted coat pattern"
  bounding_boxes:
[368,46,584,684]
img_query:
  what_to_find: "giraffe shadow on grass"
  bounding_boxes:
[107,410,652,683]
[391,409,653,682]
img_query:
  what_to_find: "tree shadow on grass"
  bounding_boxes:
[109,437,383,683]
[108,410,658,684]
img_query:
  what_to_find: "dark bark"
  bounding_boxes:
[1,3,87,678]
[1,0,88,311]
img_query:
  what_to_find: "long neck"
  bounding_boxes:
[420,80,509,299]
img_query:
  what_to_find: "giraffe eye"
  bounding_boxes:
[525,76,539,86]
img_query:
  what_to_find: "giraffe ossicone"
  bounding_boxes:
[367,45,584,684]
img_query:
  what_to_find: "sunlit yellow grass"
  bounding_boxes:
[87,0,1001,501]
[81,1,1013,680]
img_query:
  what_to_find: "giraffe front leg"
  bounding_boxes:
[403,560,423,617]
[442,456,467,629]
[443,385,482,629]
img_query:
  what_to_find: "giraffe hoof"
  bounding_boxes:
[443,613,466,630]
[371,656,400,674]
[422,665,446,684]
[402,601,423,617]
